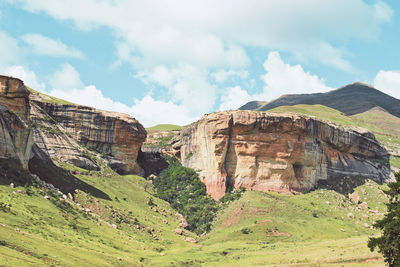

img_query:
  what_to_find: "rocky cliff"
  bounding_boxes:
[0,75,147,176]
[171,110,391,200]
[0,76,33,169]
[29,92,147,174]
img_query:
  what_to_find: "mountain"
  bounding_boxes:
[239,82,400,117]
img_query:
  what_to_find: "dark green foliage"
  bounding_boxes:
[219,187,246,204]
[368,172,400,267]
[147,197,155,206]
[312,211,318,218]
[241,227,251,234]
[0,158,32,186]
[0,202,12,213]
[153,157,218,235]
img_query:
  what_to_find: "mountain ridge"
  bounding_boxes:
[239,82,400,118]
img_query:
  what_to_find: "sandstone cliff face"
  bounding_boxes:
[172,111,391,200]
[30,97,147,174]
[0,75,147,176]
[0,76,33,169]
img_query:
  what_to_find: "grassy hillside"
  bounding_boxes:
[0,161,195,266]
[1,154,391,266]
[148,180,388,266]
[241,82,400,118]
[27,87,75,105]
[146,124,184,132]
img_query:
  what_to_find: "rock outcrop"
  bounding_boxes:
[0,75,147,175]
[30,95,147,174]
[0,76,33,169]
[171,110,391,200]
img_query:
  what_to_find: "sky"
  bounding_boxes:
[0,0,400,127]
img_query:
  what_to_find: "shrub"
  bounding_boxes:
[241,227,251,234]
[153,157,218,235]
[368,172,400,266]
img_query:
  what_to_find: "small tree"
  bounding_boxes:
[368,172,400,267]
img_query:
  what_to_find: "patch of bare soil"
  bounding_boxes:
[221,206,271,227]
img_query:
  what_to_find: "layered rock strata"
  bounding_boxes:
[0,76,33,169]
[31,99,147,174]
[171,111,391,200]
[0,75,147,175]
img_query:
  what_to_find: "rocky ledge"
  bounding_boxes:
[171,110,391,200]
[30,95,147,174]
[0,76,33,169]
[0,75,147,175]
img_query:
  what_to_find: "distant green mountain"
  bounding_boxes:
[240,82,400,118]
[146,124,184,132]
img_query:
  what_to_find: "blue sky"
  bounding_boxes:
[0,0,400,126]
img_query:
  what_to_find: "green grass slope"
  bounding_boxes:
[0,161,196,266]
[27,87,75,105]
[146,124,184,132]
[155,181,388,266]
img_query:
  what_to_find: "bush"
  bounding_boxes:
[220,187,246,204]
[241,227,251,234]
[153,157,218,235]
[368,172,400,266]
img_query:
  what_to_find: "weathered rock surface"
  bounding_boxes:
[0,75,147,175]
[171,110,390,200]
[30,95,147,174]
[29,100,100,171]
[0,76,33,169]
[138,147,169,177]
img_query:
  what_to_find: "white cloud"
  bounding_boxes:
[49,63,84,91]
[4,65,46,92]
[219,86,255,110]
[8,0,393,120]
[261,51,333,100]
[22,33,84,58]
[10,0,392,71]
[212,69,249,83]
[48,64,199,126]
[219,51,333,110]
[136,65,216,115]
[374,70,400,99]
[50,86,199,127]
[0,31,21,70]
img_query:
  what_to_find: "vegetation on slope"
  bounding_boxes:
[146,124,184,132]
[0,159,194,266]
[242,82,400,118]
[152,157,244,235]
[27,86,75,105]
[369,172,400,266]
[0,155,391,266]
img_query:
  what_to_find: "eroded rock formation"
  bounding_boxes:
[0,76,33,169]
[30,96,147,174]
[171,110,391,199]
[0,75,147,175]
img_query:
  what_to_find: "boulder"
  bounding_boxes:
[349,192,361,204]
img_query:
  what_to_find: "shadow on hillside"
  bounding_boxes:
[28,157,111,200]
[311,175,376,195]
[0,158,32,186]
